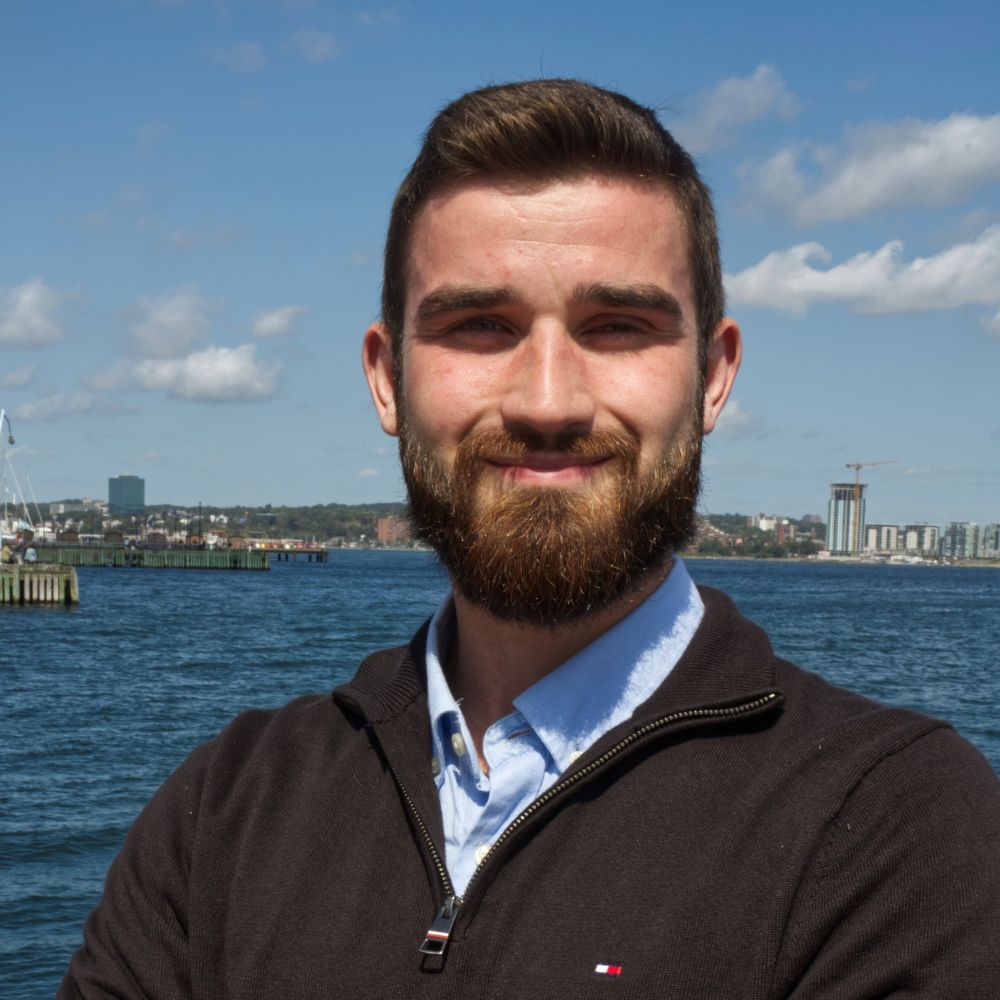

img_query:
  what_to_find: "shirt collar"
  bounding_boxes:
[424,558,704,776]
[513,558,703,771]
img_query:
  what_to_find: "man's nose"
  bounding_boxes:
[499,324,596,437]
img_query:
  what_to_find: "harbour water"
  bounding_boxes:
[2,552,999,998]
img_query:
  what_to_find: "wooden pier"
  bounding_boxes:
[270,548,328,563]
[1,564,79,605]
[35,546,270,571]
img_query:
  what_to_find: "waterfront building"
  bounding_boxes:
[864,524,899,554]
[979,524,1000,559]
[377,515,413,545]
[902,523,940,557]
[108,475,145,516]
[827,483,866,555]
[774,519,795,545]
[941,522,979,560]
[49,498,105,515]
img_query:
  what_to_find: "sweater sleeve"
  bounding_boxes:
[57,745,208,1000]
[775,725,1000,999]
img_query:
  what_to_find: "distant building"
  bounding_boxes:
[902,523,940,556]
[827,483,866,555]
[941,522,979,560]
[50,497,105,515]
[377,515,413,545]
[108,474,145,515]
[979,524,1000,559]
[864,523,899,554]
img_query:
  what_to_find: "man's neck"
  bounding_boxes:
[444,560,673,768]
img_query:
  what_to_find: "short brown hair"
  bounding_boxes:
[381,79,723,376]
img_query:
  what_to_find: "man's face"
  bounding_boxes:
[364,175,739,624]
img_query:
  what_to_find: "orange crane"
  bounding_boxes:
[845,461,897,554]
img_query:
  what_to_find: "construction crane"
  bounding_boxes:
[845,461,897,554]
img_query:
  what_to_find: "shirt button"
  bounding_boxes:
[430,757,441,776]
[474,843,490,865]
[451,733,467,757]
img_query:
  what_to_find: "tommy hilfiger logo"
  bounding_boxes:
[594,964,622,977]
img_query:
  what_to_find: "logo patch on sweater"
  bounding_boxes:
[594,963,622,977]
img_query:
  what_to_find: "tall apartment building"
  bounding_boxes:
[979,524,1000,559]
[108,474,145,515]
[827,483,866,555]
[941,522,979,559]
[864,523,898,554]
[901,523,940,556]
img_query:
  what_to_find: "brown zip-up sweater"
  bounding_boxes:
[61,587,1000,998]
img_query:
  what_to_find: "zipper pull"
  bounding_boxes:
[418,895,461,956]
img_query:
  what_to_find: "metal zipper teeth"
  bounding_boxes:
[392,691,779,906]
[387,760,456,899]
[462,691,781,894]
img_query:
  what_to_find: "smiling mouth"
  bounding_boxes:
[485,452,612,484]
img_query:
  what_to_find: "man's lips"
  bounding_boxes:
[484,451,612,483]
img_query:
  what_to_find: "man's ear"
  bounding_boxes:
[701,317,741,435]
[362,322,399,437]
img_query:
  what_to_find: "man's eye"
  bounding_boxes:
[455,317,505,332]
[585,320,648,339]
[592,322,641,333]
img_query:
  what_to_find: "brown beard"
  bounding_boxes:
[399,417,703,627]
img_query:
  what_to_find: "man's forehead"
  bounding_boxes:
[403,174,691,312]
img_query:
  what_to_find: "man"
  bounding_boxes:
[63,80,1000,998]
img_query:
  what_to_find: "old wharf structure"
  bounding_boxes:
[1,564,79,606]
[37,545,271,571]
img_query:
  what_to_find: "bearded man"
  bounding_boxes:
[63,80,1000,999]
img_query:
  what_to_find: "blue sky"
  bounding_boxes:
[2,0,998,526]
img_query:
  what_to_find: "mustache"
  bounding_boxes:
[455,427,641,463]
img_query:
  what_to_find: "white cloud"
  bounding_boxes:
[0,279,62,346]
[1,364,35,388]
[252,305,308,337]
[132,345,280,402]
[672,64,802,154]
[846,76,875,93]
[126,289,212,359]
[726,227,1000,320]
[165,224,247,250]
[12,392,136,422]
[712,399,759,437]
[358,8,402,26]
[211,42,267,74]
[288,29,338,64]
[358,467,379,478]
[745,112,1000,223]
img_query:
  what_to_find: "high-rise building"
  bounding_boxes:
[108,474,145,515]
[827,483,866,555]
[864,524,898,554]
[902,523,940,556]
[941,522,979,560]
[979,524,1000,560]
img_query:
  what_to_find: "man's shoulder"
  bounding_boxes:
[181,627,427,786]
[693,584,995,800]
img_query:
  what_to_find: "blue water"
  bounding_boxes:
[2,553,998,998]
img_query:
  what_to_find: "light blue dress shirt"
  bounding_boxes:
[425,557,704,896]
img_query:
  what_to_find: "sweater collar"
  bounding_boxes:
[333,586,780,730]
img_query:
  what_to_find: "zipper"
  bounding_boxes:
[389,690,780,960]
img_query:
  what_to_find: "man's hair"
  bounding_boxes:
[381,78,723,376]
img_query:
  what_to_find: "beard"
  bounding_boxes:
[399,412,703,628]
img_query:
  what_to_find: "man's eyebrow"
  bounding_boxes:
[415,286,517,323]
[573,282,684,320]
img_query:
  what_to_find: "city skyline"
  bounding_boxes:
[2,2,999,524]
